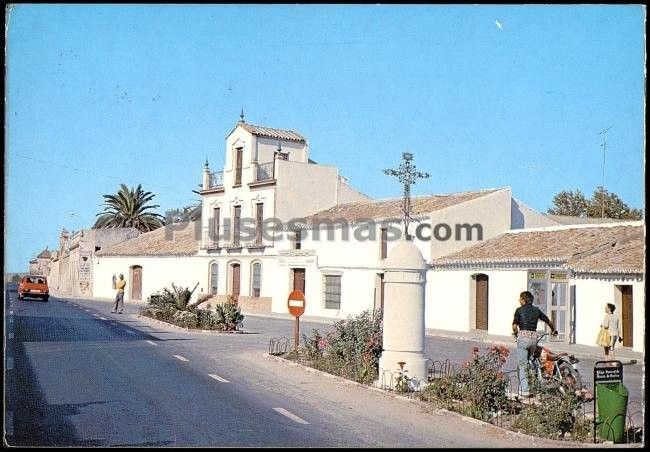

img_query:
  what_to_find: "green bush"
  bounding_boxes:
[419,345,509,421]
[214,302,244,331]
[512,370,592,441]
[295,309,383,384]
[173,310,198,329]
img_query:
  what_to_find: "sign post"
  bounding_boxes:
[287,290,306,351]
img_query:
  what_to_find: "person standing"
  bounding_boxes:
[512,290,557,398]
[601,303,620,361]
[112,273,126,314]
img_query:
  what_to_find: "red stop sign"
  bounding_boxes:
[287,290,306,317]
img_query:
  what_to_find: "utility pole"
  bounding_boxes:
[598,126,613,219]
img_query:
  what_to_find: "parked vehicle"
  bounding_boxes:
[528,332,583,394]
[18,276,49,302]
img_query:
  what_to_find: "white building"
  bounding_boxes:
[88,118,644,357]
[430,222,644,352]
[93,221,202,302]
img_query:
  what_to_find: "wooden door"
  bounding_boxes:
[475,274,488,330]
[293,268,305,293]
[131,266,142,300]
[231,264,240,296]
[621,286,633,347]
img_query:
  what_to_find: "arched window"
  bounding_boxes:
[209,262,219,295]
[251,262,262,297]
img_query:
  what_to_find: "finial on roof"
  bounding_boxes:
[239,108,245,123]
[204,157,209,168]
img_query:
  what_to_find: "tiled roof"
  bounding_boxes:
[433,224,644,274]
[302,189,503,226]
[37,249,51,259]
[545,214,627,225]
[229,122,306,143]
[97,221,200,257]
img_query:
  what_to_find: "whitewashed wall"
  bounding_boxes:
[572,276,644,353]
[93,256,207,303]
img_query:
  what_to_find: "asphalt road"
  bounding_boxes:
[4,291,642,447]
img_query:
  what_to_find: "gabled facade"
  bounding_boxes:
[196,118,370,313]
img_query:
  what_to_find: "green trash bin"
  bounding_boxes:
[596,382,629,443]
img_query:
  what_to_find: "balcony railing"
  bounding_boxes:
[255,161,275,182]
[207,171,224,189]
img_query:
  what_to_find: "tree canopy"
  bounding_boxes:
[93,184,165,232]
[547,186,643,220]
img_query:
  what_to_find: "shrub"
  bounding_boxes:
[512,370,592,441]
[213,301,244,331]
[295,309,383,384]
[419,345,509,421]
[172,310,198,329]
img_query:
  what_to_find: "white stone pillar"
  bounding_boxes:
[378,238,428,388]
[202,161,210,190]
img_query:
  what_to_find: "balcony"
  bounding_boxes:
[249,161,276,187]
[208,171,224,188]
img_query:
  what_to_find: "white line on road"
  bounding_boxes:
[93,314,99,317]
[6,357,14,370]
[99,317,108,320]
[9,333,14,339]
[146,340,157,346]
[9,310,13,315]
[173,355,189,362]
[208,374,230,383]
[273,408,310,425]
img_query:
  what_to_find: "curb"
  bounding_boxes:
[263,353,610,448]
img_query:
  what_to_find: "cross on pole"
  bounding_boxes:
[384,152,430,238]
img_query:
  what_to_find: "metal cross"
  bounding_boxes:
[384,152,430,238]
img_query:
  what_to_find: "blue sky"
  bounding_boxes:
[5,5,645,273]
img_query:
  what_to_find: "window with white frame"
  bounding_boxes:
[251,262,262,297]
[323,274,341,309]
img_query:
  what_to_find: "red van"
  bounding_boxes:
[18,276,50,302]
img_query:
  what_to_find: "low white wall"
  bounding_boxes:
[93,256,207,303]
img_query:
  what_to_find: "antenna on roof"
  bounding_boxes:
[598,125,613,218]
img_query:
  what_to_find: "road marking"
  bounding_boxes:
[99,317,108,320]
[273,408,309,425]
[146,340,157,346]
[6,357,14,370]
[9,333,14,339]
[85,309,90,312]
[173,355,189,362]
[93,314,99,317]
[9,310,13,315]
[208,374,230,383]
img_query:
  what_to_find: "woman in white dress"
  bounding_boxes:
[601,303,620,361]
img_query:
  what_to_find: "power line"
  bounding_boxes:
[12,153,183,192]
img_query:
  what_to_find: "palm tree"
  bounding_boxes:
[93,184,165,232]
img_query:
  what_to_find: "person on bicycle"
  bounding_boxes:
[512,290,558,398]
